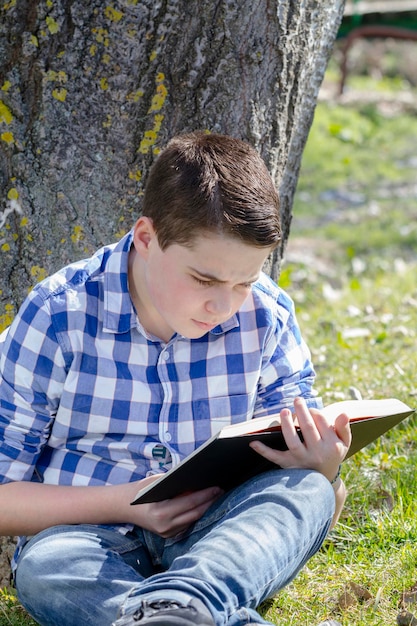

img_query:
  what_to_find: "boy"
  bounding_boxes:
[0,132,350,626]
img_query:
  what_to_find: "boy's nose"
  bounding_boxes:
[205,290,233,318]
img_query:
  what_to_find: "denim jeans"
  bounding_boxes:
[15,469,335,626]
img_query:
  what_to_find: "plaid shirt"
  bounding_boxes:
[0,230,321,528]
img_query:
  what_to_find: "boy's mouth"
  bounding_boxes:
[192,319,218,331]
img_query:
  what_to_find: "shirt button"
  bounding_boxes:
[162,352,169,361]
[165,432,172,442]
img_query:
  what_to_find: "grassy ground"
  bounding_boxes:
[1,69,417,625]
[263,68,417,625]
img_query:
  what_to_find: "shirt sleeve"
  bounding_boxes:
[0,290,67,484]
[253,287,323,417]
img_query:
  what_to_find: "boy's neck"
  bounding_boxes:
[127,247,174,343]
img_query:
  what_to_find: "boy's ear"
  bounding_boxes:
[132,216,156,258]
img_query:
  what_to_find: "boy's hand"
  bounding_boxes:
[249,396,351,483]
[126,481,224,538]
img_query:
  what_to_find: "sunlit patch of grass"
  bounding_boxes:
[0,589,36,626]
[284,262,417,402]
[272,76,417,625]
[294,101,417,217]
[344,74,415,95]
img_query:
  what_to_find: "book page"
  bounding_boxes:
[218,414,281,438]
[321,398,412,422]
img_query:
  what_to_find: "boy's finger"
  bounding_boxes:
[334,412,352,448]
[290,397,322,445]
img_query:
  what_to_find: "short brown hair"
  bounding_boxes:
[142,131,281,250]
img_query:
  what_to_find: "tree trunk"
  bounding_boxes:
[0,0,345,326]
[0,0,344,583]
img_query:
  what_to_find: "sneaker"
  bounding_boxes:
[112,597,215,626]
[317,621,342,626]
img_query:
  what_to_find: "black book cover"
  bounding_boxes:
[132,399,414,505]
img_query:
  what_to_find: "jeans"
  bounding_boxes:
[15,469,335,626]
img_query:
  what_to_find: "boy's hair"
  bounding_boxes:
[142,131,281,250]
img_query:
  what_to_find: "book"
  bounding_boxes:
[131,398,414,505]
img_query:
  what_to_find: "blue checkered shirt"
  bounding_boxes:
[0,230,321,564]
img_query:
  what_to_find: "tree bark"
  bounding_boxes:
[0,0,345,325]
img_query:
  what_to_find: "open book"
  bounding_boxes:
[132,398,414,505]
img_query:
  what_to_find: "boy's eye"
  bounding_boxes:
[192,276,253,290]
[193,276,214,287]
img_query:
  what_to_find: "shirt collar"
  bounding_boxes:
[103,230,137,334]
[210,316,239,335]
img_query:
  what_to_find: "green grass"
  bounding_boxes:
[264,75,417,625]
[295,104,417,213]
[262,263,417,624]
[2,75,417,626]
[0,589,36,626]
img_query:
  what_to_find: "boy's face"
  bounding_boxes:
[129,217,271,342]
